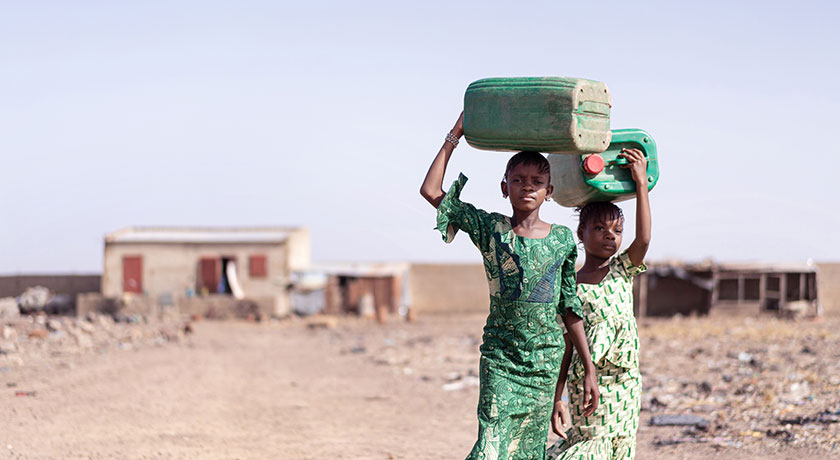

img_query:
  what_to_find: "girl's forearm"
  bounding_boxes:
[420,114,463,208]
[419,143,455,208]
[628,177,651,264]
[563,314,595,374]
[554,335,574,402]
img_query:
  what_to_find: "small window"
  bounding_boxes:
[249,255,267,278]
[744,278,760,300]
[718,279,738,301]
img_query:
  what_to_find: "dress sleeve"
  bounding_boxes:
[557,229,583,317]
[435,173,492,251]
[615,249,647,278]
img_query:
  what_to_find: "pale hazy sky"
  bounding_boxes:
[1,0,838,273]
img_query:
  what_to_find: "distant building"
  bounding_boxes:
[634,261,820,318]
[291,262,408,322]
[101,227,310,316]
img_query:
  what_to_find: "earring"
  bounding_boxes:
[545,197,551,202]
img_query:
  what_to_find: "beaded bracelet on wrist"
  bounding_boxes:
[445,131,460,147]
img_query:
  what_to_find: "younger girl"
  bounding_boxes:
[548,148,651,460]
[420,112,600,460]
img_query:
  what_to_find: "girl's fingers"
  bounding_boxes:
[552,412,567,438]
[618,152,637,163]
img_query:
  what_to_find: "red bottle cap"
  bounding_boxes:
[583,154,605,174]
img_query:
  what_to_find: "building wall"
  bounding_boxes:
[0,275,101,298]
[409,263,488,314]
[286,228,311,271]
[817,263,840,316]
[102,242,289,304]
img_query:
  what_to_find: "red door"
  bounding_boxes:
[123,256,143,294]
[199,257,221,294]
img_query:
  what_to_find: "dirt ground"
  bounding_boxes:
[1,313,838,459]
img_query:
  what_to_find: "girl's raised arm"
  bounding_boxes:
[420,112,463,208]
[620,148,651,266]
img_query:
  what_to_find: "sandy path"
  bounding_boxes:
[1,315,834,459]
[2,320,474,460]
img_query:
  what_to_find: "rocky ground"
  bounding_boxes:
[1,312,837,459]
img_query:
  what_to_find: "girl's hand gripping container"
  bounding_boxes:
[463,77,612,154]
[549,129,660,207]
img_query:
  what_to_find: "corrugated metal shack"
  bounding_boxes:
[634,261,819,317]
[293,263,409,322]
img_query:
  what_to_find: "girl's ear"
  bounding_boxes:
[500,181,508,198]
[546,183,554,198]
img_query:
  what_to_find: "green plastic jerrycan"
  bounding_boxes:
[463,77,612,154]
[548,129,659,208]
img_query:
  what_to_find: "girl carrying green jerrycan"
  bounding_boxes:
[547,147,652,460]
[420,112,600,460]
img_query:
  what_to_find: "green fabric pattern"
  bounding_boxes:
[548,250,646,460]
[436,173,582,460]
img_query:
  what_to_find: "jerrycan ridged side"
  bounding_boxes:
[463,77,612,154]
[549,129,659,208]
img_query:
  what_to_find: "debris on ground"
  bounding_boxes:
[0,298,19,319]
[650,414,711,430]
[17,286,51,314]
[0,312,192,374]
[639,316,840,452]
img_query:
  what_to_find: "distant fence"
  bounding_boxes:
[0,275,101,298]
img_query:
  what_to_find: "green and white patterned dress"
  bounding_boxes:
[436,174,583,460]
[547,250,646,460]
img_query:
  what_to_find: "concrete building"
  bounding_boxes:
[101,227,310,316]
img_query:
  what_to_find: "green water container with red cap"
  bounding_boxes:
[463,77,612,153]
[548,129,659,207]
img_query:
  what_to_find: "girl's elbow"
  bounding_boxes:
[419,185,435,201]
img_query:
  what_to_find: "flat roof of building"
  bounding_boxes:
[105,226,305,244]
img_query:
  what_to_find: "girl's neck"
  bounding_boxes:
[509,208,544,229]
[580,252,610,272]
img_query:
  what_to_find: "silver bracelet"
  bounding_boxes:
[445,131,460,147]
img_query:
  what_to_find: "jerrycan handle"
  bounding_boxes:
[606,157,630,167]
[581,153,637,175]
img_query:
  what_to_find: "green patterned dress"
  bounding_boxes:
[546,250,646,460]
[436,174,583,460]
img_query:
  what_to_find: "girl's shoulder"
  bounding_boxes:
[608,249,647,279]
[549,223,575,242]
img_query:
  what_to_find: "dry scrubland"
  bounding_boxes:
[1,312,837,459]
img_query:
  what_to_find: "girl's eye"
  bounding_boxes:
[595,226,604,231]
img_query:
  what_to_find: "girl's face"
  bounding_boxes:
[579,217,624,259]
[501,163,553,212]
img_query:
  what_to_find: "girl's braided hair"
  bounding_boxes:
[576,201,624,238]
